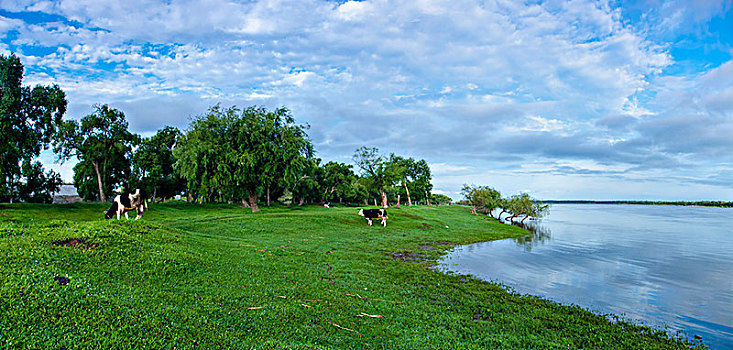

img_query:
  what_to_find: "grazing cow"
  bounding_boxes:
[104,188,148,220]
[358,208,388,227]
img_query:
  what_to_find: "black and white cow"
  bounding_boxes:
[358,208,388,227]
[104,189,147,220]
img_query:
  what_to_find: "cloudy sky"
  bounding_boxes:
[2,0,732,201]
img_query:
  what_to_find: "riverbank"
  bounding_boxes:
[0,203,706,349]
[543,200,733,208]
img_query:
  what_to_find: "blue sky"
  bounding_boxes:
[2,0,732,201]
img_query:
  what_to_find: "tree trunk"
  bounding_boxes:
[92,161,106,202]
[266,186,271,206]
[153,187,157,203]
[521,215,529,224]
[404,182,412,206]
[299,197,305,206]
[379,188,388,208]
[425,191,430,206]
[241,198,250,208]
[498,209,506,220]
[248,192,260,212]
[396,194,401,208]
[373,198,377,206]
[187,190,192,203]
[364,199,368,206]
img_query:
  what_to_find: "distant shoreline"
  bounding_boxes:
[542,200,733,208]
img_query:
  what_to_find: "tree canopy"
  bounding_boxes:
[131,126,185,201]
[0,53,67,202]
[54,105,139,202]
[174,105,313,212]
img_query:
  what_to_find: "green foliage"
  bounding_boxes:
[506,193,550,223]
[353,147,394,207]
[0,53,67,202]
[0,203,704,349]
[54,105,139,202]
[173,105,313,212]
[321,161,355,203]
[15,160,62,203]
[130,126,185,201]
[277,189,293,206]
[430,193,453,203]
[461,184,502,216]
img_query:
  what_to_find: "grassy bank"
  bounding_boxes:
[0,203,705,349]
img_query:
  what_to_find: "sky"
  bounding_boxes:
[1,0,732,201]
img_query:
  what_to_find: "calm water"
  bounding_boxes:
[437,204,733,349]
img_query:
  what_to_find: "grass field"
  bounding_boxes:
[0,202,706,349]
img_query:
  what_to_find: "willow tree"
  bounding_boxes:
[174,105,313,212]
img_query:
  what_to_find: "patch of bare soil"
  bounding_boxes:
[53,238,99,250]
[390,251,430,263]
[390,241,457,264]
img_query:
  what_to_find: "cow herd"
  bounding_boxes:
[104,188,389,227]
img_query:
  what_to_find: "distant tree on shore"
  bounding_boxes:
[462,185,549,224]
[430,193,453,203]
[462,185,501,216]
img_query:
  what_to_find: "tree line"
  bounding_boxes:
[460,185,549,224]
[1,54,438,210]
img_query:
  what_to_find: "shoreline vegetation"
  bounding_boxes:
[0,203,707,349]
[543,200,733,208]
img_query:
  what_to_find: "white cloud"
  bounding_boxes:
[8,0,733,199]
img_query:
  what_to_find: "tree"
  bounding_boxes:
[131,126,185,202]
[54,105,139,202]
[291,158,323,206]
[387,155,413,206]
[255,107,314,207]
[0,53,67,202]
[461,185,501,216]
[430,193,453,204]
[505,193,548,223]
[15,160,62,203]
[172,106,232,204]
[353,147,393,208]
[174,105,313,212]
[321,161,355,204]
[409,159,433,205]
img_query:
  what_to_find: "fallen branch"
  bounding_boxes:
[329,321,359,336]
[357,312,384,318]
[247,306,264,310]
[346,293,368,300]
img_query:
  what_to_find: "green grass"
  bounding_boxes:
[0,202,706,349]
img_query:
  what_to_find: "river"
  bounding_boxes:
[437,204,733,349]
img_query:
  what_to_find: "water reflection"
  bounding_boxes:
[439,204,733,350]
[509,221,552,251]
